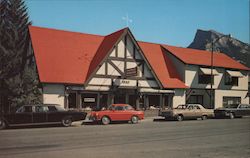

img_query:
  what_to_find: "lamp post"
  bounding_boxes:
[210,34,231,109]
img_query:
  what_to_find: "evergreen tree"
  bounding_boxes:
[0,0,41,112]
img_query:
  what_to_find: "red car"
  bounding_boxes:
[90,104,144,125]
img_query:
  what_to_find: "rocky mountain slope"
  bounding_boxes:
[188,29,250,68]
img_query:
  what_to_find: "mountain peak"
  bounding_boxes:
[188,29,250,67]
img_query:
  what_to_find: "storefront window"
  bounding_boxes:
[81,93,97,110]
[223,97,241,107]
[187,95,203,105]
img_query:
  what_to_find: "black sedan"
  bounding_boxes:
[0,104,87,129]
[214,104,250,119]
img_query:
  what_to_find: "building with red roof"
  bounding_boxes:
[29,26,249,110]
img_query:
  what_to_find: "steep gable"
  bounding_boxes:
[87,29,162,89]
[138,41,188,89]
[86,28,127,80]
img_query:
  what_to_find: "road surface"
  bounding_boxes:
[0,118,249,158]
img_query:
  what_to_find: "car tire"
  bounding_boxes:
[229,113,235,119]
[177,115,183,121]
[62,117,72,127]
[0,118,6,130]
[202,115,207,120]
[131,116,139,124]
[101,116,110,125]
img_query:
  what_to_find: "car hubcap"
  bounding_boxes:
[63,119,71,126]
[102,117,110,124]
[132,117,138,123]
[230,113,234,119]
[177,116,183,121]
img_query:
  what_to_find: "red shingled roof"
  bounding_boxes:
[162,45,249,70]
[29,26,248,90]
[138,42,188,89]
[29,26,104,84]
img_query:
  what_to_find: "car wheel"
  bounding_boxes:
[0,119,6,130]
[101,116,110,125]
[62,117,72,127]
[202,115,207,120]
[177,115,183,121]
[229,113,235,119]
[131,116,139,124]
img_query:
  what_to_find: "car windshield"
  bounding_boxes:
[176,105,187,109]
[124,105,134,110]
[224,104,239,108]
[55,106,66,111]
[108,105,115,110]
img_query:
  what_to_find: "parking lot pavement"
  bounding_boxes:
[0,117,249,158]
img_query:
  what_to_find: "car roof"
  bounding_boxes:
[111,104,129,107]
[23,104,60,106]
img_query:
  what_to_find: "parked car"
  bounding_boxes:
[89,104,144,125]
[159,104,214,121]
[0,104,87,129]
[214,104,250,119]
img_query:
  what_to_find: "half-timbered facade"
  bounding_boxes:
[66,29,169,110]
[29,26,249,110]
[30,26,187,110]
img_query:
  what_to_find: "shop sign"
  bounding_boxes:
[67,86,84,91]
[84,98,95,102]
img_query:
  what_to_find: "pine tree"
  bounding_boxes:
[0,0,41,112]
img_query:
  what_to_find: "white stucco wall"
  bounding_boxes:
[219,69,248,90]
[172,89,186,108]
[214,90,249,109]
[126,36,134,59]
[117,38,125,58]
[43,84,65,107]
[185,65,222,89]
[185,65,248,91]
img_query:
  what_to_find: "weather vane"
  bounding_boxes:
[122,14,132,27]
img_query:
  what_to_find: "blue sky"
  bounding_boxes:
[26,0,249,47]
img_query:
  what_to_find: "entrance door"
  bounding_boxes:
[148,95,160,108]
[68,93,77,109]
[129,95,137,108]
[114,94,126,104]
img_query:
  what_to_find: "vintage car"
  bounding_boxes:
[159,104,214,121]
[214,104,250,119]
[89,104,144,125]
[0,104,87,129]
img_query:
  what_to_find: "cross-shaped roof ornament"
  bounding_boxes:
[122,14,132,27]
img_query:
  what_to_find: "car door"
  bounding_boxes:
[33,106,48,123]
[193,105,202,118]
[239,104,250,116]
[47,105,63,122]
[111,106,126,121]
[14,106,33,124]
[184,105,196,119]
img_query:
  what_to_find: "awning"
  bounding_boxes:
[200,68,219,75]
[226,70,243,77]
[139,88,174,93]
